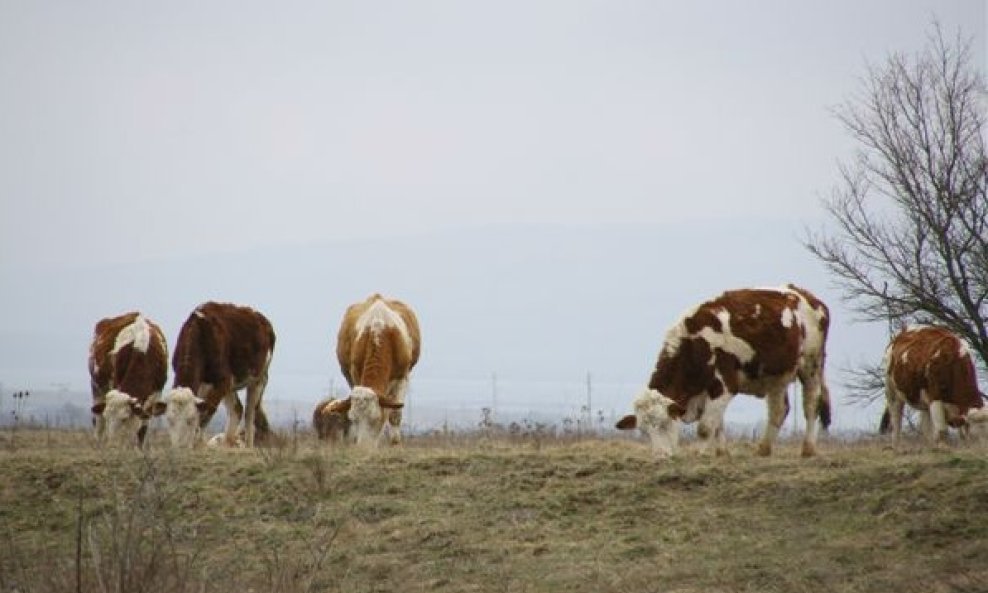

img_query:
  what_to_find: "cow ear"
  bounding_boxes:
[91,402,106,415]
[151,401,167,416]
[332,399,352,414]
[615,415,637,430]
[667,402,686,419]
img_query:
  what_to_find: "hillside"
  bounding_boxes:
[1,430,986,593]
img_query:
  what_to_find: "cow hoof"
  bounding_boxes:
[756,443,772,457]
[800,443,817,458]
[715,448,730,457]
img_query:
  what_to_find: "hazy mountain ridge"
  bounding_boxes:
[0,222,886,430]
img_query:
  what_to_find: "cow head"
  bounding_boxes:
[91,390,164,446]
[345,387,404,447]
[164,387,213,448]
[315,398,352,442]
[615,388,686,458]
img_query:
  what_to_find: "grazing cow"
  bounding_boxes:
[166,302,275,448]
[880,325,988,444]
[334,294,421,446]
[312,396,351,443]
[88,312,168,447]
[616,285,832,458]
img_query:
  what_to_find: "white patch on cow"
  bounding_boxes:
[900,351,909,364]
[662,307,756,365]
[165,387,204,448]
[194,309,206,319]
[347,386,385,447]
[356,299,412,350]
[112,316,151,354]
[630,388,681,458]
[753,304,761,317]
[102,390,142,445]
[958,339,971,358]
[780,307,794,328]
[696,310,756,365]
[790,289,826,372]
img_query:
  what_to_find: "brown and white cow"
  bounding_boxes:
[312,396,351,443]
[616,285,832,459]
[165,302,275,448]
[88,312,168,447]
[333,294,421,447]
[881,325,988,444]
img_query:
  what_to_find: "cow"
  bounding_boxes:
[333,294,421,447]
[88,312,168,447]
[880,325,988,444]
[616,285,832,459]
[165,302,275,448]
[312,396,351,443]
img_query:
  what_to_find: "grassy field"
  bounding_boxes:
[1,427,987,593]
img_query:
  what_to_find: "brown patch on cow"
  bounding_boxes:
[649,337,714,401]
[684,307,722,335]
[886,326,984,414]
[615,415,637,430]
[713,349,741,395]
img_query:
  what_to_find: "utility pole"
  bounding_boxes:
[586,372,592,419]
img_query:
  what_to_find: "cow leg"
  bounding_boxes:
[220,390,242,447]
[929,400,948,444]
[758,388,788,457]
[244,372,269,448]
[385,378,409,446]
[196,383,217,427]
[387,409,403,446]
[800,377,822,458]
[714,425,729,456]
[918,409,933,442]
[886,397,905,444]
[92,381,107,442]
[697,395,731,456]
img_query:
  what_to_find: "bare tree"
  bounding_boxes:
[806,25,988,406]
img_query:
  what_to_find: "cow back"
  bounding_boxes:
[89,311,142,392]
[886,326,983,411]
[650,288,812,405]
[173,302,276,389]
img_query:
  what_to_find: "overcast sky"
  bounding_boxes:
[1,1,983,267]
[0,1,985,432]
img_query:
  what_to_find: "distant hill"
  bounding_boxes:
[0,222,887,431]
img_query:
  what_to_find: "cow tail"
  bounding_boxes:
[818,382,832,431]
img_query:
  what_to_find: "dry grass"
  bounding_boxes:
[1,428,987,593]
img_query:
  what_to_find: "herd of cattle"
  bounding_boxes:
[87,286,988,456]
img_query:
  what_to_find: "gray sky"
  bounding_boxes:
[0,1,985,431]
[1,1,983,266]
